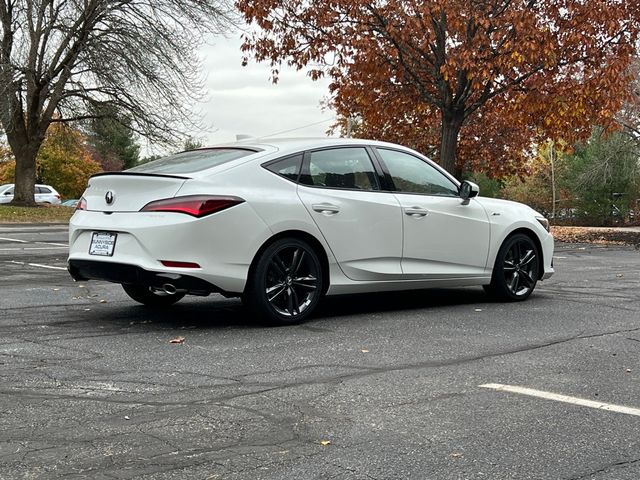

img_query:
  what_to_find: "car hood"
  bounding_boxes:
[474,196,543,219]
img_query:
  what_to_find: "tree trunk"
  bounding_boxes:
[12,148,38,206]
[439,109,464,179]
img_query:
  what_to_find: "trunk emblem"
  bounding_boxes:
[105,191,115,205]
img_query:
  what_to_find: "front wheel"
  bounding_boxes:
[121,284,186,307]
[485,234,540,301]
[246,238,323,325]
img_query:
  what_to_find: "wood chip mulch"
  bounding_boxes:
[551,226,640,246]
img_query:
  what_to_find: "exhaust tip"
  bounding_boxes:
[162,283,178,295]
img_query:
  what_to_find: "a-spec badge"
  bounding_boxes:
[105,191,115,205]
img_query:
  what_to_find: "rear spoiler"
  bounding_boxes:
[89,172,191,180]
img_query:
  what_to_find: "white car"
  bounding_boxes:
[0,183,62,204]
[67,138,554,325]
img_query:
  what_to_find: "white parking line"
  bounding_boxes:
[0,247,67,251]
[7,260,67,271]
[0,237,28,243]
[480,383,640,417]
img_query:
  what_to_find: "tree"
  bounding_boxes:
[0,1,234,205]
[85,103,140,171]
[501,141,570,217]
[238,0,640,177]
[37,124,102,198]
[562,128,640,223]
[183,136,204,151]
[0,123,102,198]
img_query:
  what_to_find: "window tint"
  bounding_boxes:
[3,187,14,195]
[37,186,52,194]
[301,148,379,190]
[128,148,257,174]
[376,148,458,196]
[264,154,302,182]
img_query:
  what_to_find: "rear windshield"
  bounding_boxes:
[128,148,258,174]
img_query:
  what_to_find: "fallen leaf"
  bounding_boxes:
[320,440,331,446]
[169,336,185,344]
[361,349,369,353]
[616,274,624,278]
[99,299,107,303]
[124,416,130,420]
[626,368,632,373]
[450,452,463,458]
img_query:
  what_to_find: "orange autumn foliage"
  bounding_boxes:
[0,124,101,198]
[238,0,640,177]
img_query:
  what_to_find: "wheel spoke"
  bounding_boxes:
[503,260,516,272]
[509,272,519,292]
[270,255,287,277]
[514,242,521,262]
[519,250,535,266]
[520,270,535,288]
[267,285,287,302]
[286,288,294,315]
[290,248,305,275]
[290,287,300,315]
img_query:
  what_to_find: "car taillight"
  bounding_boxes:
[76,197,87,210]
[140,195,245,217]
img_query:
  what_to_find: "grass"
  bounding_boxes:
[0,204,74,223]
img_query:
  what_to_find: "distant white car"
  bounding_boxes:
[0,184,62,204]
[68,138,554,325]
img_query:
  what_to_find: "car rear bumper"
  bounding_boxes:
[68,259,233,296]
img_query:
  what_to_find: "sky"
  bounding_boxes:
[191,33,337,146]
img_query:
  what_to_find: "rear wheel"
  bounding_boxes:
[485,233,539,301]
[121,284,186,307]
[246,238,323,325]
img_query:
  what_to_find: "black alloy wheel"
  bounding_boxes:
[484,233,540,301]
[247,238,323,325]
[121,284,186,307]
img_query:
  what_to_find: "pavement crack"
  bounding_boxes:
[564,456,640,480]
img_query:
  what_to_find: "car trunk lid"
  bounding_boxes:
[82,173,190,212]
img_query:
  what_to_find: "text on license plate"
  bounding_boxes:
[89,232,117,256]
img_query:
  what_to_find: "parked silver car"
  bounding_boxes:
[0,184,62,204]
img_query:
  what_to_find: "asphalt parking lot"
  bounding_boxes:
[1,224,639,480]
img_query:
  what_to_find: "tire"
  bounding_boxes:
[246,238,323,325]
[121,284,186,307]
[485,233,540,301]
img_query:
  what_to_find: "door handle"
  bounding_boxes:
[404,207,429,218]
[312,203,340,214]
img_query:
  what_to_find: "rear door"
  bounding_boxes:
[296,147,403,281]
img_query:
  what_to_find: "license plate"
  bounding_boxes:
[89,231,117,256]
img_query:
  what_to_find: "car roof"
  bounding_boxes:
[204,137,422,157]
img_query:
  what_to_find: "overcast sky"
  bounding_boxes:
[192,33,336,146]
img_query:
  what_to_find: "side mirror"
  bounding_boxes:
[459,180,480,200]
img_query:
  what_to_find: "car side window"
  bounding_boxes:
[5,187,14,195]
[376,148,459,196]
[301,148,379,191]
[36,186,51,194]
[264,154,302,182]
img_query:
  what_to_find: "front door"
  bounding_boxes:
[374,147,491,278]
